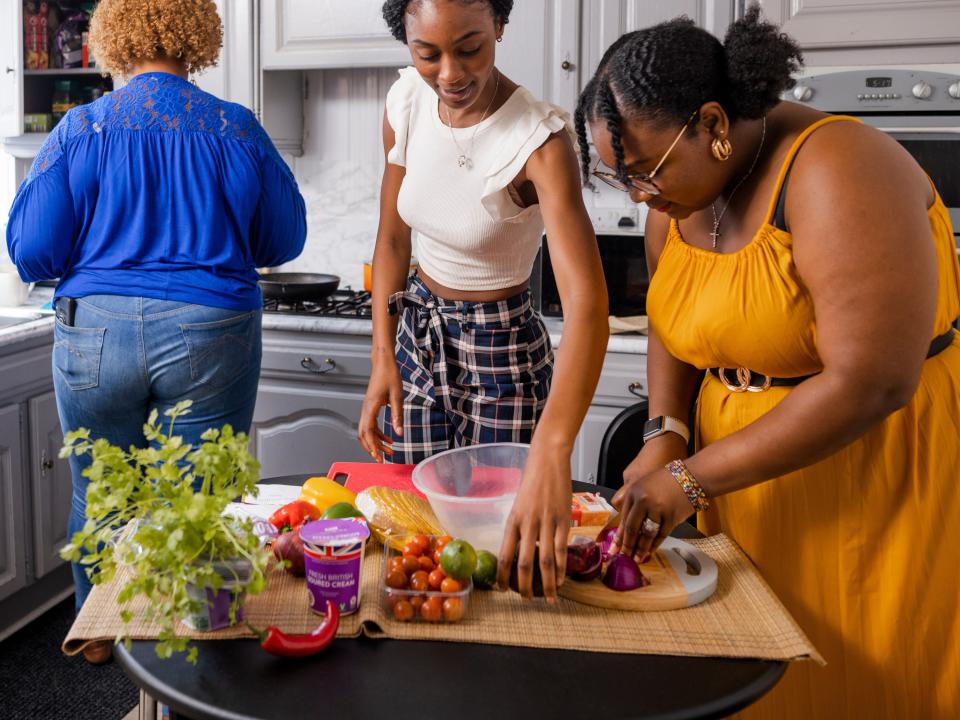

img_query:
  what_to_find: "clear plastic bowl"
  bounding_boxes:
[411,443,527,554]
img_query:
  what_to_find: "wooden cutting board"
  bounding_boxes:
[558,526,718,611]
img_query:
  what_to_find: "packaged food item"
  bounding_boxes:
[24,1,49,70]
[51,80,77,126]
[298,475,357,515]
[24,113,52,133]
[570,491,615,527]
[382,535,471,623]
[355,486,445,550]
[55,7,89,69]
[300,519,371,616]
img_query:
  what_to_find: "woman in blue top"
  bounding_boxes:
[5,0,306,654]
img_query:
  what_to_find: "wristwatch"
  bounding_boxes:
[642,415,690,444]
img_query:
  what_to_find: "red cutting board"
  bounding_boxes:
[327,462,424,499]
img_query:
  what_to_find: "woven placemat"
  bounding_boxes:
[63,534,822,664]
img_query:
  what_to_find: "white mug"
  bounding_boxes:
[0,268,34,307]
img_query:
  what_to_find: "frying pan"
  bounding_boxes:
[258,272,341,302]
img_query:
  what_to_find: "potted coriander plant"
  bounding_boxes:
[60,400,272,663]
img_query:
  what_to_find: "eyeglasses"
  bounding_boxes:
[591,110,698,196]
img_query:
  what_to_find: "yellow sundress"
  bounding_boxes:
[646,116,960,719]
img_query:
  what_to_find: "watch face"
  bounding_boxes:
[642,416,664,440]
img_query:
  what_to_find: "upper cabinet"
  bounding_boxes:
[757,0,960,66]
[580,1,735,91]
[261,0,409,69]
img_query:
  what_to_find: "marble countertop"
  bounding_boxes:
[0,286,55,348]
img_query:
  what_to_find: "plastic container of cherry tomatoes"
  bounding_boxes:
[382,534,472,623]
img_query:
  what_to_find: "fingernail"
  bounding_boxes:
[547,596,556,605]
[640,553,651,564]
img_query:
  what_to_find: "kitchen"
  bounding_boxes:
[1,1,959,719]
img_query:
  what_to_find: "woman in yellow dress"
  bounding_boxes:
[575,8,960,718]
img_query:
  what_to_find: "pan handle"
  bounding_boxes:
[300,356,337,374]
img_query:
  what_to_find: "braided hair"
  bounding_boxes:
[382,0,513,44]
[574,5,802,183]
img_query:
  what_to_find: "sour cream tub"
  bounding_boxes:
[300,519,370,616]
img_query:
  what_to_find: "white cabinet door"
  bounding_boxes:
[758,0,960,58]
[0,404,26,602]
[261,0,409,69]
[580,0,735,90]
[29,391,72,579]
[0,0,24,139]
[497,0,581,110]
[193,0,257,109]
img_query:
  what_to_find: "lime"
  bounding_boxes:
[321,502,365,520]
[472,550,498,590]
[439,539,478,581]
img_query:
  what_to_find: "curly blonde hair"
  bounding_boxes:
[89,0,222,76]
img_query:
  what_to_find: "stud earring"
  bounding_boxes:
[711,136,733,161]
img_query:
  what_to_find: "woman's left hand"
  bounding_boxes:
[496,446,572,602]
[610,467,694,562]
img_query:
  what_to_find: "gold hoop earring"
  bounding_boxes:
[711,136,733,161]
[497,36,503,42]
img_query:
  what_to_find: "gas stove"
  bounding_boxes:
[262,288,372,318]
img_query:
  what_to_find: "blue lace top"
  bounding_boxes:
[5,72,306,310]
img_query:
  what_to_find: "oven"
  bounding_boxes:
[785,67,960,242]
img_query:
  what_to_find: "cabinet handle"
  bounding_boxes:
[41,450,54,472]
[561,60,574,71]
[628,382,645,397]
[300,356,336,374]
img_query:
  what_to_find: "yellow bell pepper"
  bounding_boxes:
[298,476,357,516]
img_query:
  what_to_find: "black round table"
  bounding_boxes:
[115,476,786,720]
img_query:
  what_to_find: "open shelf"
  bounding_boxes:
[24,68,105,76]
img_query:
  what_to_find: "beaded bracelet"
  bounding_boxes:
[665,459,711,512]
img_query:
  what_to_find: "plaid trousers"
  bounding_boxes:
[383,274,554,464]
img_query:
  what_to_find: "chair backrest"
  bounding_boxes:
[595,400,649,490]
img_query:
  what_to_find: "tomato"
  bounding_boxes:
[432,550,442,566]
[442,597,464,622]
[386,569,408,589]
[410,595,425,613]
[434,535,453,553]
[401,554,420,574]
[417,555,435,572]
[412,533,431,555]
[386,592,401,609]
[402,541,422,558]
[428,568,445,590]
[393,599,414,621]
[409,570,430,592]
[387,557,405,574]
[420,596,443,622]
[440,577,462,594]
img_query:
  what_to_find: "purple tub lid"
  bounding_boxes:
[299,519,370,547]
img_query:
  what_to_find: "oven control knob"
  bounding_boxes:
[912,81,933,99]
[949,82,960,99]
[792,84,813,102]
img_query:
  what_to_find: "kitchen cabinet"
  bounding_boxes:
[192,0,258,110]
[580,0,736,90]
[757,0,960,66]
[0,403,27,603]
[0,331,75,639]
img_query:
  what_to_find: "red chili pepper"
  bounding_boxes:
[268,500,322,533]
[247,600,340,657]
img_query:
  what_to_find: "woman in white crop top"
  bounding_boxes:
[358,0,609,602]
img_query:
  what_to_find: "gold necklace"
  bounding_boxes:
[444,69,500,170]
[709,116,767,250]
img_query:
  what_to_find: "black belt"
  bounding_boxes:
[709,327,956,393]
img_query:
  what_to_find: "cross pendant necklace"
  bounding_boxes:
[709,116,766,250]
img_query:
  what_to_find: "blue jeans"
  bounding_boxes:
[53,295,262,611]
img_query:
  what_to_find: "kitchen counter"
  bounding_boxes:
[0,286,55,348]
[261,314,649,355]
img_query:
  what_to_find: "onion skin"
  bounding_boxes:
[273,531,306,576]
[597,527,617,562]
[602,553,650,592]
[566,536,602,580]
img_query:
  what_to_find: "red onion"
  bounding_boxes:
[597,527,617,562]
[273,531,305,576]
[602,553,650,592]
[566,536,603,582]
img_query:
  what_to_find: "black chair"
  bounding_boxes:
[595,400,649,490]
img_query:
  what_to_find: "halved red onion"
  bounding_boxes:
[602,553,650,592]
[566,535,602,581]
[597,527,617,562]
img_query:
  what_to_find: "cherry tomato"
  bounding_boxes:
[401,554,420,574]
[440,577,462,594]
[386,569,408,589]
[442,597,464,622]
[386,592,401,609]
[412,533,431,555]
[403,542,421,558]
[434,535,453,553]
[387,557,405,574]
[421,596,443,622]
[428,568,445,590]
[393,599,414,622]
[432,550,442,565]
[417,555,435,572]
[410,595,425,613]
[410,570,430,592]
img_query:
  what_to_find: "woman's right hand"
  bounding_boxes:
[622,432,689,486]
[358,362,404,463]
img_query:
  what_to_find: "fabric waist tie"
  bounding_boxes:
[709,326,956,393]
